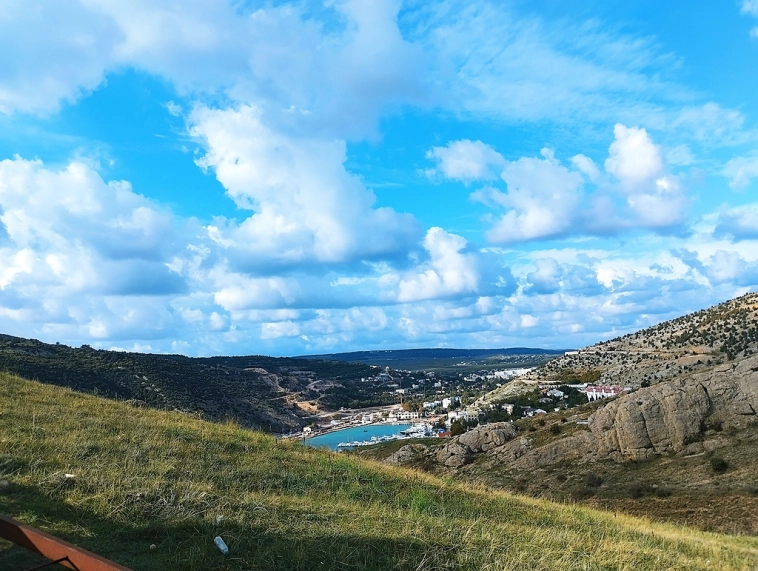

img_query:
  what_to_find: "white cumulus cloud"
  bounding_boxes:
[190,105,420,266]
[397,228,479,302]
[425,139,505,182]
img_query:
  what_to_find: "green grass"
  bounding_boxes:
[2,373,758,570]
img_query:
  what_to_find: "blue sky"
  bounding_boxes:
[1,0,758,356]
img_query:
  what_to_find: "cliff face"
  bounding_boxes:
[396,354,758,473]
[589,355,758,461]
[504,354,758,468]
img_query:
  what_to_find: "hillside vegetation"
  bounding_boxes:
[0,334,378,433]
[2,374,758,570]
[483,292,758,403]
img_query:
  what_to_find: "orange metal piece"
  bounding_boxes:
[0,514,132,570]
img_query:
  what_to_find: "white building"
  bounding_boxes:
[585,385,624,401]
[442,396,460,409]
[447,410,474,422]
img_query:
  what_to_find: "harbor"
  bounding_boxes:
[304,422,435,451]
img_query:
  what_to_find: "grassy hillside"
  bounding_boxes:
[2,374,758,569]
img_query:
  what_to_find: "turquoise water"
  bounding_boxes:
[304,423,411,451]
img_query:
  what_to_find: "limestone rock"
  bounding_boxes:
[457,422,518,453]
[436,441,472,467]
[489,437,533,464]
[588,354,758,461]
[436,422,518,467]
[385,444,430,465]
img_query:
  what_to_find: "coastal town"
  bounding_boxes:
[292,358,629,447]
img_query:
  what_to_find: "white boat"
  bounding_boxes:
[399,423,433,438]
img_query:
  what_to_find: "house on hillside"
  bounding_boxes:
[585,385,624,401]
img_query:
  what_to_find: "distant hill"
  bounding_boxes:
[2,372,755,570]
[300,347,567,370]
[485,291,758,399]
[0,334,376,433]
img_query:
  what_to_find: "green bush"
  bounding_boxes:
[584,473,602,488]
[710,457,729,474]
[450,420,464,436]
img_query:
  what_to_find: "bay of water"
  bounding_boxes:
[304,423,412,451]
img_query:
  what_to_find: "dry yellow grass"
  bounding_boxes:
[2,372,757,570]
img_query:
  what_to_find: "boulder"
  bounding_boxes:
[457,422,518,453]
[436,422,518,467]
[489,437,533,464]
[385,444,430,465]
[436,441,473,467]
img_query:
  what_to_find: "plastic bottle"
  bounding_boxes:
[214,536,229,555]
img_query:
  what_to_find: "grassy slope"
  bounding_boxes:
[2,374,758,570]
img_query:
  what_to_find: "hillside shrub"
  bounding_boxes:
[572,486,596,500]
[628,484,643,499]
[584,473,602,488]
[450,420,464,436]
[711,457,729,474]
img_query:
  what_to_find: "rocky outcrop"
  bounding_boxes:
[458,422,518,452]
[587,355,758,461]
[436,422,518,467]
[385,444,431,465]
[387,356,758,473]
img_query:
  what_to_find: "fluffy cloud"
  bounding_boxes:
[482,150,585,243]
[605,124,663,186]
[397,227,480,302]
[675,248,758,286]
[525,258,604,296]
[445,125,687,243]
[0,1,120,114]
[190,105,420,266]
[741,0,758,37]
[604,124,687,228]
[0,157,186,341]
[0,0,426,138]
[426,140,505,182]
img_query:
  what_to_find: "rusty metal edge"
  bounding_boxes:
[0,514,133,571]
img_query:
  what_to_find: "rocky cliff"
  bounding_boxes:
[589,354,758,461]
[389,353,758,473]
